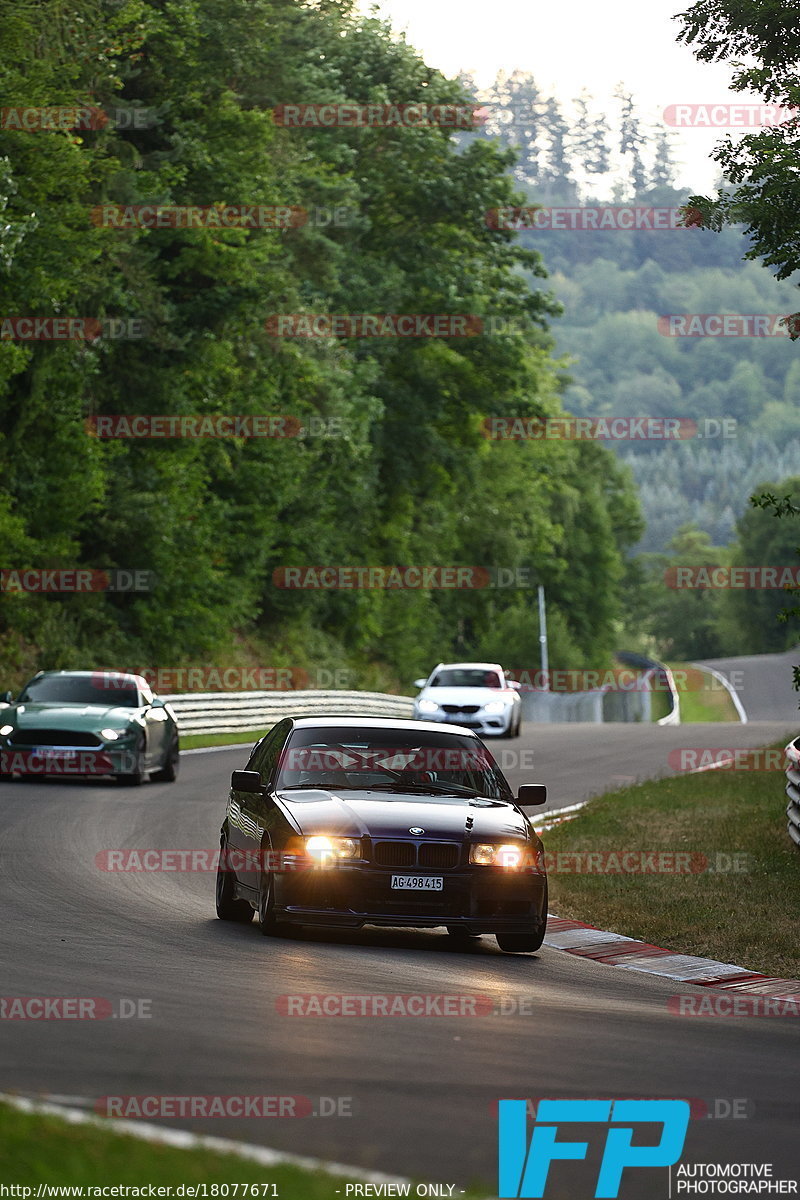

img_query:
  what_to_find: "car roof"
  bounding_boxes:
[289,716,482,736]
[428,662,505,673]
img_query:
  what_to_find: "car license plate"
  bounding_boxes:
[391,875,443,891]
[32,748,76,759]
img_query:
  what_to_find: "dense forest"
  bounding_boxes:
[0,0,644,688]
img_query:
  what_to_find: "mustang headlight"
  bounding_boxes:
[0,724,13,736]
[470,842,525,868]
[416,699,439,714]
[305,835,362,865]
[100,728,121,741]
[482,700,507,714]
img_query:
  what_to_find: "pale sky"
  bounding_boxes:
[357,0,757,194]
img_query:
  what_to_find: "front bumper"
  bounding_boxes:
[273,863,546,933]
[412,709,513,736]
[0,743,138,777]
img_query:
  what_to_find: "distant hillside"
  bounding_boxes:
[455,75,800,553]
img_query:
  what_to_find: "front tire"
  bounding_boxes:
[258,870,289,937]
[152,730,179,783]
[216,840,253,923]
[115,735,146,786]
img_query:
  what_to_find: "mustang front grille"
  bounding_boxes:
[8,728,103,747]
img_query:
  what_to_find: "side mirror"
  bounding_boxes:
[151,695,165,708]
[413,679,427,689]
[518,783,547,806]
[231,769,263,794]
[0,691,12,704]
[505,680,522,691]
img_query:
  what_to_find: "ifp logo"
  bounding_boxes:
[498,1099,690,1197]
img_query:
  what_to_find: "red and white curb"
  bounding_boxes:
[543,915,800,998]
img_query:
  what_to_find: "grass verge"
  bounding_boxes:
[0,1101,352,1193]
[180,730,264,751]
[668,663,739,722]
[0,1101,487,1196]
[544,743,800,978]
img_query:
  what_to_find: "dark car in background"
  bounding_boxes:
[0,670,179,785]
[217,716,547,953]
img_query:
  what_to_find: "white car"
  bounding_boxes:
[413,662,522,738]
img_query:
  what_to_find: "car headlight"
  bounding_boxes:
[100,728,121,741]
[0,724,13,737]
[470,842,525,868]
[482,700,507,714]
[416,699,439,714]
[305,835,362,864]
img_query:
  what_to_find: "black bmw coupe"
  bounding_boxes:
[216,716,548,953]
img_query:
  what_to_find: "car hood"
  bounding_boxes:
[418,686,515,705]
[5,703,139,730]
[275,790,529,841]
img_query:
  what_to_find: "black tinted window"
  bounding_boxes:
[19,675,139,707]
[275,726,512,799]
[248,718,292,781]
[430,668,503,689]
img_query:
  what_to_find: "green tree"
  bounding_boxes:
[676,0,800,334]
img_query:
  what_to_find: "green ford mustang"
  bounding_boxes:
[0,670,179,786]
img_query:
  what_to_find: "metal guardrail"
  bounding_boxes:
[785,737,800,849]
[168,689,416,737]
[517,662,679,725]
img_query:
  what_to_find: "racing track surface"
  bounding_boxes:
[1,713,799,1196]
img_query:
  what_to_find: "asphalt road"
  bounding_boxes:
[2,714,799,1197]
[697,648,800,723]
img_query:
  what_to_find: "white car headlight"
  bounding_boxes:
[100,728,121,741]
[305,835,362,865]
[417,699,440,714]
[482,700,507,714]
[470,842,525,868]
[0,724,13,736]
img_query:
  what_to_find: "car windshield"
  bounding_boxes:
[275,727,513,800]
[430,668,503,689]
[18,675,139,707]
